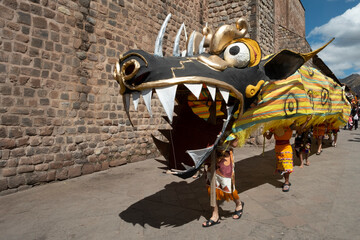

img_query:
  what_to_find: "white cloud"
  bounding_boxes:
[308,3,360,77]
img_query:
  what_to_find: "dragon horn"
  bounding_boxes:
[301,38,335,62]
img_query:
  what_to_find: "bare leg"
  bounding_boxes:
[232,198,243,219]
[284,173,290,184]
[305,153,310,165]
[316,138,322,154]
[282,173,291,191]
[299,152,304,168]
[203,203,219,226]
[333,133,337,147]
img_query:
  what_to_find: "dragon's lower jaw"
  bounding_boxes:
[122,82,239,178]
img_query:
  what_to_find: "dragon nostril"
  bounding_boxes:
[125,62,135,76]
[121,59,140,81]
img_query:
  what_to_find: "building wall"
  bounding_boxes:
[0,0,309,194]
[274,0,310,53]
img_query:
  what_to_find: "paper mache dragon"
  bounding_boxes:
[113,14,351,179]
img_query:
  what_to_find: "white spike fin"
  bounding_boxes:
[173,23,185,57]
[198,36,206,54]
[183,23,188,42]
[187,31,196,57]
[219,88,229,104]
[206,85,216,101]
[132,92,140,111]
[124,94,130,112]
[155,85,178,123]
[142,89,153,117]
[184,83,202,99]
[154,14,171,57]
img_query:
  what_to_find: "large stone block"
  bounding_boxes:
[68,165,81,178]
[82,163,94,175]
[2,168,17,177]
[0,178,8,191]
[18,165,35,173]
[8,175,26,188]
[0,138,16,149]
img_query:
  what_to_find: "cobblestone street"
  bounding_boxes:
[1,129,359,240]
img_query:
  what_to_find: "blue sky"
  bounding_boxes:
[302,0,360,78]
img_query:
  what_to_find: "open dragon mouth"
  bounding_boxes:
[115,70,240,178]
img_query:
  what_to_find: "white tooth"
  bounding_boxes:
[184,83,202,99]
[206,85,216,101]
[124,94,130,112]
[142,89,153,117]
[155,85,178,123]
[132,92,140,111]
[219,88,229,104]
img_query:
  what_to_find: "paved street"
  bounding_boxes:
[0,129,359,240]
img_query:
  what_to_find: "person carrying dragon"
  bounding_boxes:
[264,123,296,192]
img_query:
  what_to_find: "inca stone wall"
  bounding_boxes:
[0,0,308,194]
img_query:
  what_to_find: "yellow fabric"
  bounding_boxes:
[188,86,224,119]
[230,66,351,146]
[275,144,293,174]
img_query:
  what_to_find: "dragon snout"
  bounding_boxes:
[114,52,149,94]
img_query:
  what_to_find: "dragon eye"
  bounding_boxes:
[224,42,250,68]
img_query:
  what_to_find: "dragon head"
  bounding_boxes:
[113,14,332,178]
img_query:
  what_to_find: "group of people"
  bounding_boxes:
[202,116,344,227]
[345,105,359,130]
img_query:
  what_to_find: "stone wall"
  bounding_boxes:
[0,0,207,195]
[0,0,309,194]
[274,0,310,53]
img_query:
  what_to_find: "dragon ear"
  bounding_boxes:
[264,38,334,80]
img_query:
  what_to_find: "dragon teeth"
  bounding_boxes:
[125,84,232,124]
[132,92,140,111]
[184,83,203,99]
[142,88,153,117]
[219,88,229,104]
[155,85,178,123]
[206,85,216,101]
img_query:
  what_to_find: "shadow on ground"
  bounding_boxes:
[119,148,284,228]
[347,131,360,142]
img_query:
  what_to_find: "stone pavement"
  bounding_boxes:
[0,130,359,240]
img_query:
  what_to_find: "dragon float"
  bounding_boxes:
[113,14,351,179]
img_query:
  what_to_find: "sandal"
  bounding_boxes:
[233,201,244,219]
[202,218,220,227]
[282,183,291,192]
